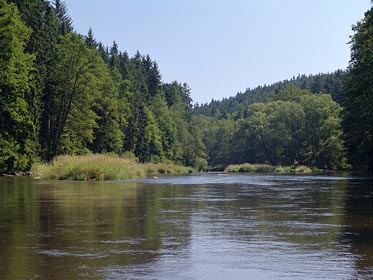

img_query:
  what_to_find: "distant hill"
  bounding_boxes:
[193,70,347,119]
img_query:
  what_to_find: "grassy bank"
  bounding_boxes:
[32,154,193,181]
[225,163,313,174]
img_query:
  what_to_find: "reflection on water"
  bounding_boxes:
[0,174,372,279]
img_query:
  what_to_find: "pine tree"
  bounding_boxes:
[109,41,119,69]
[85,27,97,49]
[10,0,60,160]
[53,0,73,35]
[0,0,36,173]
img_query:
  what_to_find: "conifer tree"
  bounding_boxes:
[109,41,119,69]
[85,27,97,49]
[0,0,36,173]
[53,0,73,35]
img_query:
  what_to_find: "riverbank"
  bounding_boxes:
[32,154,193,181]
[225,163,314,173]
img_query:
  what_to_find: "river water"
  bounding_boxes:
[0,173,373,279]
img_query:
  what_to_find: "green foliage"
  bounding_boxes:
[2,0,362,174]
[198,87,347,171]
[53,0,73,35]
[90,50,125,154]
[193,115,235,168]
[300,93,345,168]
[0,0,36,173]
[344,7,373,172]
[1,0,208,172]
[246,99,306,166]
[249,89,345,169]
[42,33,101,158]
[149,93,176,160]
[194,71,347,119]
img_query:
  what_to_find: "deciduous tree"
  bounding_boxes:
[344,6,373,171]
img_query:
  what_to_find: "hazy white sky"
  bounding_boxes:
[64,0,371,104]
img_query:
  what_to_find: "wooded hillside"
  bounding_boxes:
[1,0,372,173]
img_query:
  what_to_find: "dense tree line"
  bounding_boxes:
[1,0,372,173]
[343,5,373,172]
[194,71,347,120]
[193,71,350,170]
[193,2,373,172]
[0,0,207,174]
[194,87,347,170]
[0,0,36,173]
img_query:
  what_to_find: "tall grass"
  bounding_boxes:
[32,154,193,181]
[225,163,276,173]
[225,163,313,173]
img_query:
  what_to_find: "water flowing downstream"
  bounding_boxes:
[0,174,372,279]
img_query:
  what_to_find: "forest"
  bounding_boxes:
[0,0,372,174]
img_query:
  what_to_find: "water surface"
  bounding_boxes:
[0,174,373,279]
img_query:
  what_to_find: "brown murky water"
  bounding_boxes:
[0,174,372,279]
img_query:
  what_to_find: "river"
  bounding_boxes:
[0,173,372,279]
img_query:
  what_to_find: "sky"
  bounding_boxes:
[64,0,371,104]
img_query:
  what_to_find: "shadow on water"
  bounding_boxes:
[0,174,373,279]
[0,178,194,279]
[343,177,373,278]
